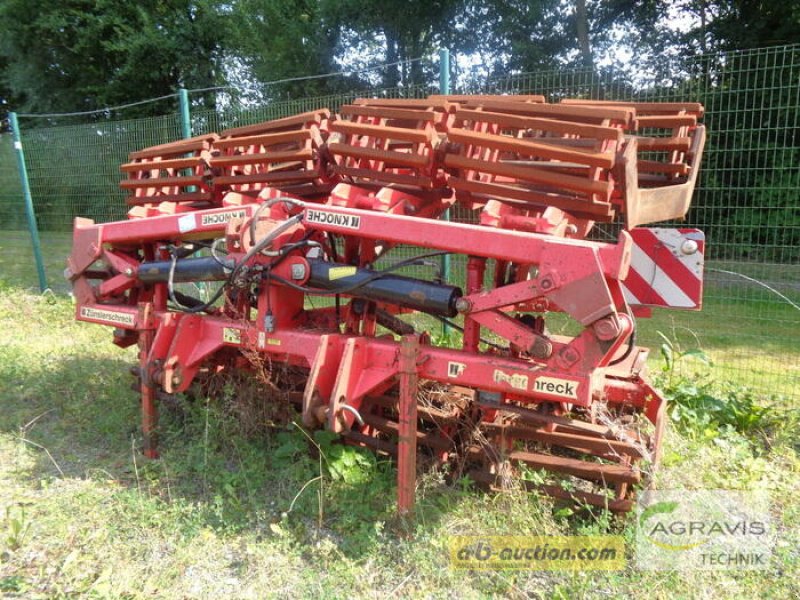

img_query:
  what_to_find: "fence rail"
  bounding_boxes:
[1,44,797,402]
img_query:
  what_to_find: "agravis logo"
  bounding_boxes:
[639,501,708,551]
[636,490,773,570]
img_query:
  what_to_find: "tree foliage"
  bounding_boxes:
[2,1,799,114]
[0,0,227,116]
[227,0,344,98]
[708,1,800,49]
[319,0,467,88]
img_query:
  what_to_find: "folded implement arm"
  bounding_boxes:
[68,94,705,514]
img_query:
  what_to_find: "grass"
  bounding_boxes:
[639,300,799,399]
[0,230,73,292]
[0,286,799,598]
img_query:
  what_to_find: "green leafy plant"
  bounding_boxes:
[3,505,31,551]
[429,328,463,349]
[656,330,711,388]
[656,332,777,438]
[313,430,376,484]
[0,576,26,594]
[517,462,547,486]
[664,378,775,437]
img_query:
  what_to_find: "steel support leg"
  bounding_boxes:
[397,335,420,516]
[138,303,159,458]
[463,257,486,352]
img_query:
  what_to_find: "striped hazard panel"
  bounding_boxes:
[622,228,705,310]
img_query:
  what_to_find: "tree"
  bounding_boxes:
[575,0,593,68]
[707,1,800,49]
[0,56,19,132]
[227,0,345,99]
[0,0,228,117]
[456,1,669,78]
[462,0,564,77]
[319,0,468,89]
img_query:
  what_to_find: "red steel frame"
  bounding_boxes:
[69,95,705,514]
[69,196,660,513]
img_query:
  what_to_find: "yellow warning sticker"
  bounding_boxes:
[223,327,242,344]
[328,266,357,281]
[493,369,528,391]
[258,331,281,347]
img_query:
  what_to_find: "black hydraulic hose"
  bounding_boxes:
[249,197,306,247]
[262,251,451,297]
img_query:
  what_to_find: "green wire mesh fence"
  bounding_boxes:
[0,134,24,229]
[190,84,432,136]
[2,45,798,401]
[468,45,800,400]
[20,113,183,228]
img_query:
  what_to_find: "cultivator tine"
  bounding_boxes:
[363,412,452,452]
[429,94,546,105]
[120,134,218,208]
[560,99,704,118]
[353,97,458,132]
[367,393,463,426]
[507,451,639,485]
[462,97,636,126]
[341,383,471,491]
[137,303,159,459]
[467,469,635,513]
[342,430,399,456]
[462,393,661,512]
[478,424,647,459]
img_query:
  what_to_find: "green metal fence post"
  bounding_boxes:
[178,88,200,197]
[439,48,451,96]
[179,87,211,292]
[9,112,47,292]
[439,49,451,338]
[178,88,192,139]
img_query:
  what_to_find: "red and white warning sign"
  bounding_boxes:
[622,228,705,310]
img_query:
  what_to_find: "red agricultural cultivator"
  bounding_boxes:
[68,95,706,514]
